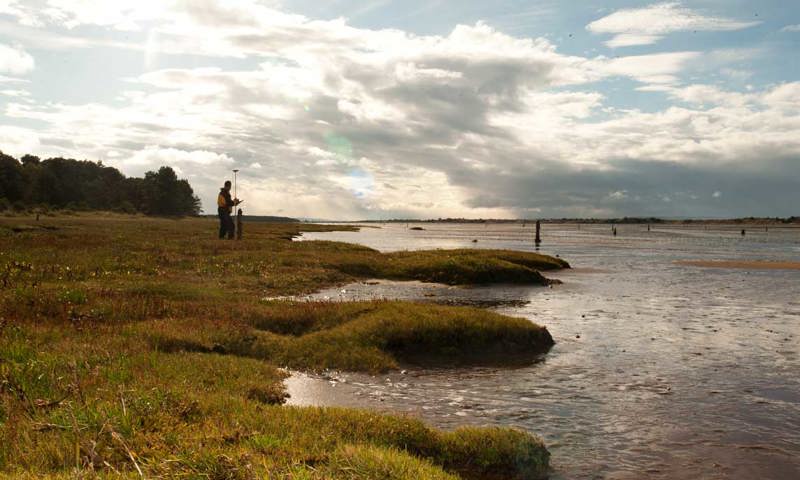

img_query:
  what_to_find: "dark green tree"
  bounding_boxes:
[0,152,201,216]
[0,152,23,202]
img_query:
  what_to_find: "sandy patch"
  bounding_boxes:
[676,260,800,270]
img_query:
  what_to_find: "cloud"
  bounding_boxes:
[603,33,663,48]
[0,19,137,52]
[0,88,30,97]
[114,146,237,196]
[0,0,42,26]
[0,43,34,75]
[596,51,700,84]
[0,74,27,83]
[25,0,171,30]
[454,155,800,218]
[127,146,235,167]
[608,190,628,200]
[667,84,755,107]
[761,82,800,109]
[781,24,800,32]
[2,0,799,218]
[587,2,760,48]
[0,124,39,157]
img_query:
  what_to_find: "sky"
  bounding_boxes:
[0,1,799,219]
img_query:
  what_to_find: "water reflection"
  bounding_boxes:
[291,223,800,479]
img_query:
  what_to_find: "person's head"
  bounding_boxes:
[224,180,231,191]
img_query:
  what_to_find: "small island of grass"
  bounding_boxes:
[149,300,555,372]
[0,215,561,479]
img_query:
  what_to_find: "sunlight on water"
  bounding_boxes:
[292,223,800,479]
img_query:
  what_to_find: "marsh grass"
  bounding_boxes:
[226,301,554,371]
[0,215,559,479]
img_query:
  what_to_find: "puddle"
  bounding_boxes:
[289,279,544,309]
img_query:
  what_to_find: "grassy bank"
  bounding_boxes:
[1,325,549,479]
[149,301,555,372]
[1,215,562,479]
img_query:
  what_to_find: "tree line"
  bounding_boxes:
[0,151,201,216]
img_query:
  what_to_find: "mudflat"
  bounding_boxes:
[677,260,800,270]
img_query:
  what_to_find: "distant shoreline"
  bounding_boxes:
[324,217,800,226]
[7,210,799,226]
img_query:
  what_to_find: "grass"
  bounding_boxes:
[0,214,563,479]
[248,301,554,370]
[327,248,567,286]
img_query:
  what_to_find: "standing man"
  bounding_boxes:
[217,180,240,239]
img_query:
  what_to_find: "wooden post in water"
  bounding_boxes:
[236,208,243,240]
[535,220,542,246]
[741,229,746,237]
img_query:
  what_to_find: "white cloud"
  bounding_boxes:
[0,43,34,76]
[603,33,663,48]
[0,88,29,97]
[2,0,798,218]
[0,19,140,53]
[42,0,172,30]
[0,0,42,26]
[0,124,39,157]
[128,146,234,167]
[781,24,800,32]
[669,84,755,108]
[761,82,800,111]
[609,190,628,200]
[0,75,27,83]
[635,85,673,93]
[587,2,760,48]
[597,51,700,84]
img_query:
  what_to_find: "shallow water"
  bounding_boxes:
[290,223,800,479]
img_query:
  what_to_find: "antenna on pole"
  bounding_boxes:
[232,169,239,201]
[232,169,243,240]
